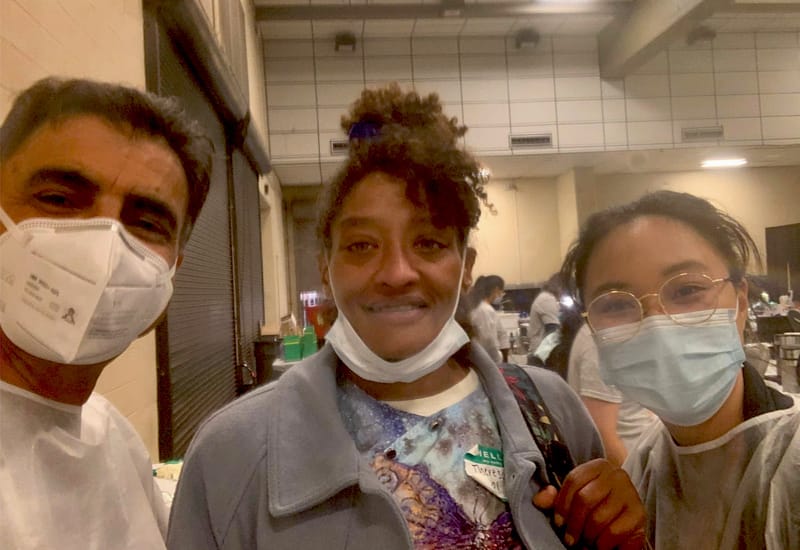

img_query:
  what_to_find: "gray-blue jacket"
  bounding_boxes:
[167,342,603,549]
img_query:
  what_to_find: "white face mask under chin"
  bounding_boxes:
[323,251,470,384]
[0,206,175,365]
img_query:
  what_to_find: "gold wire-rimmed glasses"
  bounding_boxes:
[583,272,735,343]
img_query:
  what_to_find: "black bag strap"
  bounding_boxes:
[499,363,575,489]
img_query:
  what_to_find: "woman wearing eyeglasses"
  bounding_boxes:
[560,190,799,550]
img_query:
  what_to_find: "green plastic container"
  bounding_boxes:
[301,326,318,358]
[283,335,302,361]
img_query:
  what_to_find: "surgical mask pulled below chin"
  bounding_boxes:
[0,207,175,365]
[595,309,745,427]
[324,254,469,384]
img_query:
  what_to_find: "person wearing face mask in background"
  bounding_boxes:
[467,275,506,363]
[0,77,212,550]
[560,190,800,550]
[168,83,647,550]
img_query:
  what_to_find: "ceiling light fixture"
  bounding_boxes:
[701,158,748,169]
[440,0,464,18]
[334,31,357,52]
[687,25,717,46]
[515,28,540,50]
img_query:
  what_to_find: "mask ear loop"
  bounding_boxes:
[450,236,470,320]
[0,205,30,245]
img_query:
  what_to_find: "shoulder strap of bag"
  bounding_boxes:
[499,362,575,489]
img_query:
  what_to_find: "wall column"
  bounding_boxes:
[557,167,597,257]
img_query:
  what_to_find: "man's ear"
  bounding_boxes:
[462,246,476,293]
[318,252,332,298]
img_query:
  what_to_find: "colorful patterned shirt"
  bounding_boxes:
[337,373,523,549]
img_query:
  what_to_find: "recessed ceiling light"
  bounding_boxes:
[701,158,748,169]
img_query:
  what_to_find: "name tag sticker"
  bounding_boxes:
[464,444,507,501]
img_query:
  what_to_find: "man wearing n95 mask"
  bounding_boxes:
[0,77,212,550]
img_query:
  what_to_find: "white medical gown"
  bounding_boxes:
[0,381,168,550]
[624,392,800,550]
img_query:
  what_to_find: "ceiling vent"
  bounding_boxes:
[330,139,349,155]
[509,133,553,149]
[681,125,724,142]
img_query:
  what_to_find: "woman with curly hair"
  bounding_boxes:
[168,84,645,550]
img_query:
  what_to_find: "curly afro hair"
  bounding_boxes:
[316,83,490,251]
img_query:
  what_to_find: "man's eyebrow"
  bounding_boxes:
[30,168,99,192]
[126,195,179,233]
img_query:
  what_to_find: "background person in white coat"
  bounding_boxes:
[467,274,505,363]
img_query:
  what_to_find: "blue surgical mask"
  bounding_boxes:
[594,309,745,427]
[323,249,470,384]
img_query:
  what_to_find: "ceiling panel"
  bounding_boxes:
[272,163,324,185]
[509,16,567,35]
[363,18,416,36]
[704,14,800,32]
[256,14,621,40]
[703,10,800,32]
[312,19,365,38]
[259,20,313,39]
[255,0,629,39]
[412,17,466,35]
[558,14,615,34]
[460,17,516,36]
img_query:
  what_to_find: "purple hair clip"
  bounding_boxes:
[348,120,382,141]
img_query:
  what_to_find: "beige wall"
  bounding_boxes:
[556,170,579,259]
[472,178,561,285]
[0,0,146,119]
[471,165,800,291]
[0,0,160,459]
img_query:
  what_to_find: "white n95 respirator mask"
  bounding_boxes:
[0,206,175,365]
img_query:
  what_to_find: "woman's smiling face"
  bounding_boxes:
[321,172,469,361]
